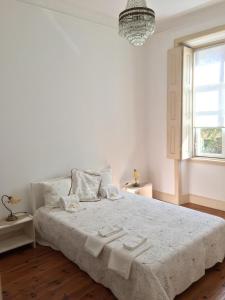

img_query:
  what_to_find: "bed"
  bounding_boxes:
[32,180,225,300]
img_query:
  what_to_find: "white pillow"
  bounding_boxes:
[71,169,101,202]
[42,177,71,208]
[99,166,113,197]
[100,166,112,186]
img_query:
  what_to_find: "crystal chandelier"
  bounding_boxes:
[119,0,156,47]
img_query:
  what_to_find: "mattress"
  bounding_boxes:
[34,193,225,300]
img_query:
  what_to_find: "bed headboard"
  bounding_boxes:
[30,176,71,214]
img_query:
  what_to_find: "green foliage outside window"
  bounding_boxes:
[200,128,222,154]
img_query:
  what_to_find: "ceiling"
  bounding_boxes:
[67,0,224,21]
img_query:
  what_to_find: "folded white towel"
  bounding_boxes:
[84,230,127,258]
[123,235,147,251]
[98,225,123,238]
[101,184,123,200]
[59,195,80,212]
[108,242,151,280]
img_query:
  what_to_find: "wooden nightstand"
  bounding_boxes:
[124,183,153,198]
[0,214,35,254]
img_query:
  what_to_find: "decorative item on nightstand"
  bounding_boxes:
[132,169,140,187]
[1,195,21,222]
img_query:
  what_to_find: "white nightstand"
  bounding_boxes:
[124,183,153,198]
[0,214,35,254]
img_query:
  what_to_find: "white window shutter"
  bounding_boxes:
[182,46,193,160]
[167,46,193,160]
[167,47,183,159]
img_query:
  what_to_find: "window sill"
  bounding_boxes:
[190,157,225,166]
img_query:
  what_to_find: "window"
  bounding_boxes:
[193,44,225,159]
[167,29,225,162]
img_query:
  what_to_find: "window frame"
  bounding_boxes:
[194,128,225,159]
[167,25,225,163]
[192,43,225,160]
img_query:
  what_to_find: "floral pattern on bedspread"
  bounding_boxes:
[34,193,225,300]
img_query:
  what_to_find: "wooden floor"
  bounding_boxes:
[1,203,225,300]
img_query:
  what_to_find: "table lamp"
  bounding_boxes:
[1,195,21,222]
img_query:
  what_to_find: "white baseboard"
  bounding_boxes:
[189,194,225,211]
[180,194,189,205]
[153,190,178,204]
[153,190,225,212]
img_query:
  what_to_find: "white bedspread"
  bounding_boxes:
[34,193,225,300]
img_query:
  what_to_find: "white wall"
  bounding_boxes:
[189,163,225,200]
[145,1,225,199]
[0,0,148,218]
